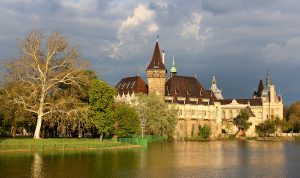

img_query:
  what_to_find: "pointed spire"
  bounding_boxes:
[256,79,264,97]
[146,41,166,70]
[266,71,271,87]
[170,55,177,76]
[210,75,224,100]
[212,76,216,84]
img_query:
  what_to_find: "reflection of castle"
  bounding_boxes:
[115,41,283,138]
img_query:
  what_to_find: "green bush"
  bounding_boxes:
[199,124,211,139]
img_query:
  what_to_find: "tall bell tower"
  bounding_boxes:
[146,40,166,101]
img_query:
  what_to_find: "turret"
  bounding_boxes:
[170,56,177,77]
[210,76,223,100]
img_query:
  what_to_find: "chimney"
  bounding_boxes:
[162,50,165,64]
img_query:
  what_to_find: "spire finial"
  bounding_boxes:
[212,75,216,84]
[172,55,175,65]
[266,70,271,86]
[170,55,177,76]
[156,35,159,42]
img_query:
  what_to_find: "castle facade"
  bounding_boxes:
[115,41,283,138]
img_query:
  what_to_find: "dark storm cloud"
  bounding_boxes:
[0,0,299,105]
[201,0,240,14]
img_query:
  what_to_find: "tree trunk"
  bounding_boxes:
[34,87,45,139]
[234,128,240,136]
[34,114,42,139]
[100,134,103,142]
[11,125,16,138]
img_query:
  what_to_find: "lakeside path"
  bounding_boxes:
[0,138,141,153]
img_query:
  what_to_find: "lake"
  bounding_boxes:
[1,141,300,178]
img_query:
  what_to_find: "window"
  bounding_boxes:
[258,111,262,119]
[126,82,131,88]
[229,110,233,119]
[121,83,126,89]
[180,123,183,131]
[131,81,136,89]
[222,111,226,119]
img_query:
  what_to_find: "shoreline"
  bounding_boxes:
[0,144,141,154]
[184,136,299,142]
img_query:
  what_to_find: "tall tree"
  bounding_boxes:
[89,80,116,141]
[3,31,89,139]
[134,94,178,139]
[115,102,139,137]
[233,108,253,136]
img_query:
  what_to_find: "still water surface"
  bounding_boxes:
[1,141,300,178]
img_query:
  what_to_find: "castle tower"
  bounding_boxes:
[146,41,167,100]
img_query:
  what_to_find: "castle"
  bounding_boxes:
[115,41,283,138]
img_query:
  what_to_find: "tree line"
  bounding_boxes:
[0,31,178,140]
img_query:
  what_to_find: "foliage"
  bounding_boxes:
[89,80,116,140]
[283,101,300,132]
[256,120,276,138]
[133,93,178,139]
[0,85,36,137]
[115,102,140,137]
[3,31,90,139]
[198,124,211,139]
[233,108,253,135]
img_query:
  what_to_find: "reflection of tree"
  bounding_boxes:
[31,153,43,178]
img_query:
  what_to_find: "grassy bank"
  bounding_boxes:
[0,138,139,152]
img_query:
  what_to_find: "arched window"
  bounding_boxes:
[229,110,233,119]
[222,111,226,119]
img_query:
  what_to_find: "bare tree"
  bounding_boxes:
[4,31,89,139]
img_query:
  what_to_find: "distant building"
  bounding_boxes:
[115,41,283,138]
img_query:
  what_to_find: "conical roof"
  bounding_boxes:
[170,56,177,73]
[146,42,166,70]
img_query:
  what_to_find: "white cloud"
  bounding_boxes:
[102,4,159,59]
[180,12,212,41]
[261,37,300,64]
[119,5,156,32]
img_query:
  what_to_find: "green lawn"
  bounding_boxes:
[0,138,133,152]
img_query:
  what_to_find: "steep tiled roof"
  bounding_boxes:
[164,75,217,105]
[115,76,148,95]
[253,80,264,97]
[165,75,205,97]
[219,98,262,106]
[146,42,166,70]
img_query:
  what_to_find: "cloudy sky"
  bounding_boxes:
[0,0,300,105]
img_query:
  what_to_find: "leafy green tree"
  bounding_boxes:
[115,102,139,137]
[233,108,253,136]
[134,93,178,139]
[199,124,211,139]
[256,120,276,138]
[89,80,116,141]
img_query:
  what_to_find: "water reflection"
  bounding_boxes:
[31,152,43,178]
[1,141,300,178]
